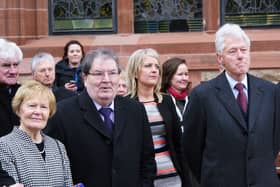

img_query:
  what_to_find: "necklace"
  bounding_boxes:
[36,141,45,154]
[39,146,45,154]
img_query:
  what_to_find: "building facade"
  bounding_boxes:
[1,0,280,86]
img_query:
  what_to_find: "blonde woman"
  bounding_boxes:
[0,80,72,186]
[126,48,191,187]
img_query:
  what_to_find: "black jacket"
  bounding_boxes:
[0,162,15,186]
[0,84,20,137]
[131,94,192,187]
[45,91,156,187]
[183,72,280,187]
[54,59,84,92]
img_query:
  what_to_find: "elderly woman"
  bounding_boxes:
[0,80,72,186]
[126,48,191,187]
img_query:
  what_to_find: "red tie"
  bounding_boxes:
[234,83,248,114]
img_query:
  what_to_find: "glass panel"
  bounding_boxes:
[222,0,280,27]
[50,0,116,34]
[134,0,203,33]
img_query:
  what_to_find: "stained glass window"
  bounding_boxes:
[134,0,203,33]
[49,0,116,34]
[221,0,280,27]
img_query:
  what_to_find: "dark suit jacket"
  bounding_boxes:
[52,86,75,102]
[182,72,280,187]
[0,84,20,137]
[0,162,15,186]
[45,90,156,187]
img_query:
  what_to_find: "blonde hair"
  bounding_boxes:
[12,80,56,118]
[126,48,162,102]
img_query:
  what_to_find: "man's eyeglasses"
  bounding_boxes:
[87,70,119,80]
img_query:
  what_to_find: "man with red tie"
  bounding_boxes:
[182,23,280,187]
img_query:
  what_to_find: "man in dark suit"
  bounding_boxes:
[182,23,280,187]
[31,52,75,102]
[0,39,22,137]
[45,48,156,186]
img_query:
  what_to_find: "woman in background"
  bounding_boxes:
[117,71,128,96]
[0,80,72,186]
[126,48,191,187]
[55,40,85,93]
[161,57,191,122]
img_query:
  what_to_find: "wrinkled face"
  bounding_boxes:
[117,79,128,96]
[33,60,55,87]
[137,56,160,88]
[18,95,50,133]
[170,63,189,92]
[216,36,250,81]
[67,44,83,67]
[0,58,19,85]
[84,57,119,106]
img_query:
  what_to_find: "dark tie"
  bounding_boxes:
[99,107,113,134]
[234,83,248,114]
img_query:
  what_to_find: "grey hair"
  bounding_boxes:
[215,23,251,54]
[31,52,55,73]
[0,38,23,62]
[81,48,121,74]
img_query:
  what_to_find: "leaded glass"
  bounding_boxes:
[222,0,280,27]
[134,0,203,33]
[50,0,116,34]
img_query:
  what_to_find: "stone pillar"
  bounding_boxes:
[117,0,134,33]
[203,0,220,32]
[0,0,48,44]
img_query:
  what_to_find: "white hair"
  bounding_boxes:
[0,38,23,62]
[215,23,251,54]
[31,52,55,73]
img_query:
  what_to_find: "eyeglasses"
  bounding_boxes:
[87,70,119,80]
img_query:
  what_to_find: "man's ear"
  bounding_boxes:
[216,53,225,72]
[216,53,223,64]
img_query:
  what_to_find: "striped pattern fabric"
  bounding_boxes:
[143,101,177,177]
[0,127,72,187]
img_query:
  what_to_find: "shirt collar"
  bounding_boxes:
[225,72,248,91]
[93,100,115,111]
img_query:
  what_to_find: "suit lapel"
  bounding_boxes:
[79,91,112,139]
[215,73,248,131]
[247,75,263,130]
[113,96,126,142]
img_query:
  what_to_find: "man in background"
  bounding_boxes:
[31,52,74,102]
